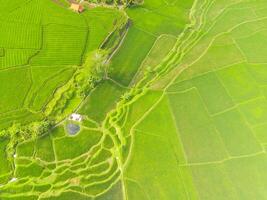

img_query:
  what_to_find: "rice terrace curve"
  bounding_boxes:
[0,0,267,199]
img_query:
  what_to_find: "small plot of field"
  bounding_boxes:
[0,139,11,182]
[213,108,262,156]
[0,67,31,113]
[168,89,229,163]
[82,7,124,53]
[79,80,126,122]
[127,0,192,36]
[235,30,267,63]
[132,34,176,84]
[0,0,29,18]
[109,27,156,86]
[188,153,267,199]
[216,63,261,103]
[2,0,43,25]
[125,95,195,199]
[42,0,86,27]
[0,49,37,69]
[191,72,234,115]
[0,1,127,196]
[0,21,41,49]
[0,48,4,57]
[30,24,87,66]
[176,33,246,82]
[28,66,75,111]
[122,90,163,137]
[54,128,102,160]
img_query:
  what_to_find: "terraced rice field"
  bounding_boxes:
[0,0,267,199]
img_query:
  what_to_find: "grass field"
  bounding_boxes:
[1,0,267,199]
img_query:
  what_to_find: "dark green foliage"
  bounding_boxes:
[0,119,54,160]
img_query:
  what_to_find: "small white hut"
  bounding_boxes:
[69,113,83,122]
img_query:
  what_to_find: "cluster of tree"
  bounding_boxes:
[0,120,53,139]
[49,70,104,119]
[76,64,105,97]
[0,120,54,160]
[45,50,107,121]
[86,0,143,7]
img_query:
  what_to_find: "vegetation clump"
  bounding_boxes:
[84,0,143,8]
[0,120,54,160]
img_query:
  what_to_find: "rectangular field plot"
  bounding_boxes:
[0,139,11,179]
[29,67,75,111]
[0,109,43,130]
[186,153,267,200]
[190,35,245,71]
[0,67,31,113]
[189,164,238,200]
[35,134,55,162]
[16,139,35,158]
[167,79,194,93]
[0,48,4,57]
[177,33,245,82]
[191,72,234,115]
[79,80,126,122]
[239,97,267,126]
[127,3,189,36]
[25,66,70,106]
[42,0,86,27]
[216,63,260,103]
[235,30,267,63]
[125,130,188,200]
[133,34,176,83]
[15,161,44,179]
[0,21,41,49]
[54,129,102,160]
[168,89,228,163]
[3,0,42,25]
[252,123,267,144]
[136,96,186,164]
[142,35,176,68]
[109,27,156,86]
[213,108,262,156]
[0,49,37,68]
[223,153,267,199]
[246,63,267,85]
[0,0,28,17]
[168,88,211,129]
[122,90,163,137]
[30,24,87,66]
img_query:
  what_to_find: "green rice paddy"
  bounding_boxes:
[0,0,267,199]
